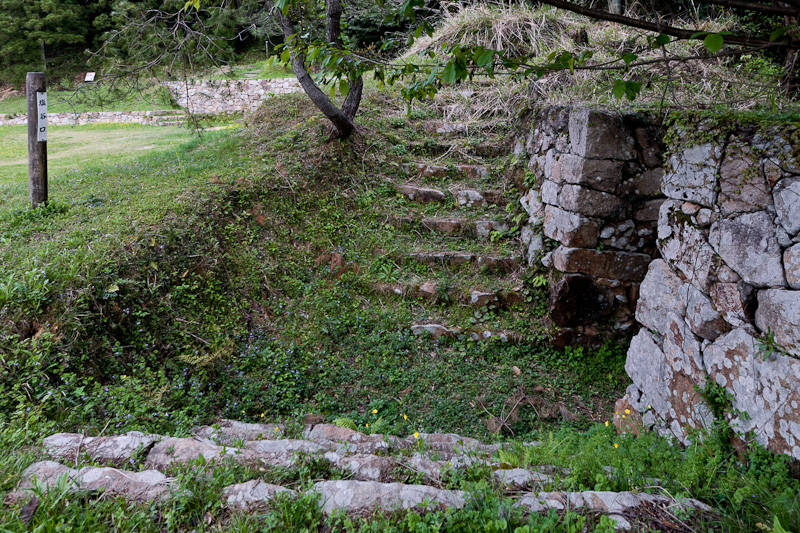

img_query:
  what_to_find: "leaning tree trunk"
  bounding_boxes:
[273,0,363,138]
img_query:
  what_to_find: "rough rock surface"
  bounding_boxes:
[9,461,175,503]
[552,247,651,282]
[662,144,719,207]
[194,419,285,445]
[515,491,710,530]
[543,206,598,247]
[774,177,800,235]
[493,468,553,488]
[145,437,241,470]
[568,109,635,160]
[43,432,160,464]
[223,480,296,511]
[313,480,466,515]
[755,289,800,356]
[709,211,786,288]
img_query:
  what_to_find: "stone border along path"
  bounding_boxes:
[6,420,711,530]
[0,78,303,127]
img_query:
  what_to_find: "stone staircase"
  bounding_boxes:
[8,421,711,529]
[381,121,528,343]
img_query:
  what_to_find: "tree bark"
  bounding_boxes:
[273,5,357,139]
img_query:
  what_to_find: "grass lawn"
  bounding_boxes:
[0,124,195,210]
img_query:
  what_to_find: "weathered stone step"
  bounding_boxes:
[373,280,523,308]
[8,461,176,504]
[407,251,519,273]
[420,120,501,137]
[314,480,466,515]
[389,215,509,240]
[394,184,509,208]
[405,163,490,181]
[156,120,186,127]
[410,323,523,343]
[408,140,505,158]
[514,491,712,530]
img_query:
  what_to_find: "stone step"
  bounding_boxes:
[410,323,523,343]
[388,215,510,240]
[404,162,490,181]
[408,140,505,158]
[394,184,509,208]
[156,120,186,126]
[407,251,519,273]
[373,280,523,308]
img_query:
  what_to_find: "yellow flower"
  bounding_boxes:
[366,423,369,428]
[274,426,280,431]
[403,414,408,420]
[372,409,378,414]
[622,415,626,419]
[614,443,619,449]
[625,409,630,415]
[414,432,420,439]
[648,405,652,410]
[605,421,609,427]
[260,413,265,418]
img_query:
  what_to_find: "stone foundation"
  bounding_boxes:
[517,107,664,345]
[621,118,800,460]
[163,78,301,114]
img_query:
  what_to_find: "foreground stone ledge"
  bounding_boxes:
[313,480,466,515]
[7,461,176,504]
[552,247,651,282]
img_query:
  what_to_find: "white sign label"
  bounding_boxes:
[36,92,48,142]
[84,72,96,82]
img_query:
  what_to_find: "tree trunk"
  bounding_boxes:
[272,2,362,139]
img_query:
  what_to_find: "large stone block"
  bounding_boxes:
[784,243,800,289]
[635,259,689,334]
[704,327,800,459]
[550,153,624,193]
[558,184,622,218]
[709,211,786,288]
[774,177,800,236]
[709,282,754,328]
[755,289,800,356]
[662,144,719,207]
[552,246,651,281]
[718,144,771,215]
[543,205,598,247]
[568,109,635,160]
[658,200,718,292]
[624,325,713,443]
[541,179,560,205]
[686,284,730,341]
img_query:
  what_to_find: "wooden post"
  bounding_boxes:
[27,72,48,207]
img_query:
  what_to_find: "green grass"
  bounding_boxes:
[0,124,194,205]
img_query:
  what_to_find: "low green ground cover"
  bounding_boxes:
[0,91,797,531]
[0,124,193,194]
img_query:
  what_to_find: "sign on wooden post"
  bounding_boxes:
[27,72,48,207]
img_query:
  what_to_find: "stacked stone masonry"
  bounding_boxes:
[620,119,800,461]
[0,110,186,127]
[517,107,665,345]
[163,78,301,114]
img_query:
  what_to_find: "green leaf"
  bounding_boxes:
[622,53,637,67]
[770,27,787,42]
[274,0,290,16]
[339,79,350,96]
[475,49,494,68]
[704,33,724,53]
[656,34,670,46]
[442,61,457,84]
[612,80,626,100]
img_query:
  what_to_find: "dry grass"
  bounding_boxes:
[402,2,797,118]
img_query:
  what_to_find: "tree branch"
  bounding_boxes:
[699,0,799,17]
[533,0,785,48]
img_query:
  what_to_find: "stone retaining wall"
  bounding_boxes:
[618,118,800,460]
[517,107,665,346]
[0,110,184,127]
[163,78,302,114]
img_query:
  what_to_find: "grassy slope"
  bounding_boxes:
[0,91,798,531]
